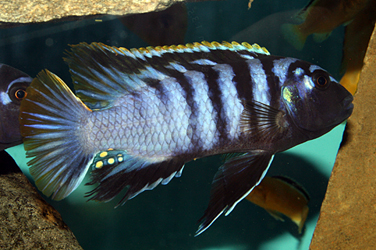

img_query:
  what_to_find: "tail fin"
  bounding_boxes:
[19,70,94,200]
[281,23,307,50]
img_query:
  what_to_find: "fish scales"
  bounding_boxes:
[19,41,353,236]
[85,64,238,158]
[85,56,282,159]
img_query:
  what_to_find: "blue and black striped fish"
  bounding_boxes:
[19,41,353,235]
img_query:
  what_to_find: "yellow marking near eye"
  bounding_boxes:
[96,161,104,169]
[99,151,108,158]
[108,158,115,164]
[283,87,292,103]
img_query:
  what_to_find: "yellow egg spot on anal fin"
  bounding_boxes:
[99,151,108,158]
[96,161,104,169]
[108,158,115,165]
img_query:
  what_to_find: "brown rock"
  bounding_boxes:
[0,0,185,23]
[310,24,376,249]
[0,0,220,24]
[0,151,82,250]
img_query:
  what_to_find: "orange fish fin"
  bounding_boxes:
[266,209,285,222]
[340,69,361,95]
[271,175,310,201]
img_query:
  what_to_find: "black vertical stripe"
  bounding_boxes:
[287,60,311,79]
[202,66,228,142]
[143,78,168,102]
[181,70,205,151]
[133,48,275,152]
[260,56,280,109]
[231,60,254,102]
[141,53,199,150]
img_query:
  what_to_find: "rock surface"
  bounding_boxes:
[0,0,185,23]
[310,24,376,249]
[0,151,82,250]
[0,0,218,24]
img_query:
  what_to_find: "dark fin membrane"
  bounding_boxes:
[86,149,185,206]
[220,152,244,162]
[19,70,94,200]
[196,150,274,236]
[64,42,270,110]
[240,100,288,142]
[64,43,148,110]
[271,175,310,201]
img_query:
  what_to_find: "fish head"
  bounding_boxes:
[0,64,32,150]
[281,62,353,137]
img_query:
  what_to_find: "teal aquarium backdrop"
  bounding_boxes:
[2,0,348,249]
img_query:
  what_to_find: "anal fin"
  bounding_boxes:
[196,150,274,235]
[86,150,185,206]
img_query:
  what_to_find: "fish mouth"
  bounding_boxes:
[342,95,354,117]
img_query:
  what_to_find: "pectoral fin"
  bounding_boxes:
[196,150,274,235]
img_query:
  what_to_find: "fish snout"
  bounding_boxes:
[343,95,354,109]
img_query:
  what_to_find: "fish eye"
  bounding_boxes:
[312,72,329,89]
[9,83,29,103]
[15,89,27,100]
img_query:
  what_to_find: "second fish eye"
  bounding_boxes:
[15,89,27,100]
[312,72,329,89]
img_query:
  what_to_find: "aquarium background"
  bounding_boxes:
[2,0,346,249]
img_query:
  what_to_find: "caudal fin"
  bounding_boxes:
[19,70,94,200]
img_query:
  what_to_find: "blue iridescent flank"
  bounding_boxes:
[19,41,353,235]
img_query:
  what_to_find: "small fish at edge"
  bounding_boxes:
[0,64,32,151]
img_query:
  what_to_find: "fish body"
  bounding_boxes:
[246,176,309,233]
[282,0,370,50]
[19,41,353,235]
[0,64,32,151]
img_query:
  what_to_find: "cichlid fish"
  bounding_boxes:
[282,0,370,50]
[246,176,309,234]
[19,41,353,235]
[0,64,32,151]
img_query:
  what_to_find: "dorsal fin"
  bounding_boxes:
[64,41,270,109]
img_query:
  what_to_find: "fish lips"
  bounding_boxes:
[341,94,354,119]
[320,94,354,129]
